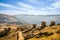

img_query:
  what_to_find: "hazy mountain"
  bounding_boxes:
[0,13,60,25]
[15,14,60,25]
[0,14,23,24]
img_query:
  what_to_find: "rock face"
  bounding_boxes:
[0,28,10,38]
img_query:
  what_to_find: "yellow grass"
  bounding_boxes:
[29,25,60,40]
[0,25,60,40]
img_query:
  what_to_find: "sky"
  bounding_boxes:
[0,0,60,15]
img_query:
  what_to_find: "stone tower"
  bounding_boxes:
[40,21,46,29]
[41,21,46,27]
[50,21,55,26]
[33,24,36,28]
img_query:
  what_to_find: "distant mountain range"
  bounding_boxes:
[15,14,60,25]
[0,14,23,24]
[0,13,60,25]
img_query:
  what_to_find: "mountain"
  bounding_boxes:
[15,14,60,25]
[0,13,60,25]
[0,14,23,24]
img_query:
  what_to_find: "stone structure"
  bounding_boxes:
[33,24,36,28]
[50,21,55,26]
[40,21,46,29]
[57,23,60,25]
[41,21,46,27]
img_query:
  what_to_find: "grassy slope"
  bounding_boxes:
[29,25,60,40]
[0,31,17,40]
[0,25,60,40]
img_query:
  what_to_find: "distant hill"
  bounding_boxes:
[15,14,60,25]
[0,14,23,24]
[0,13,60,25]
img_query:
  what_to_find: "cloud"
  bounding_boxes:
[0,3,18,8]
[51,1,60,8]
[0,0,60,15]
[0,10,25,15]
[0,9,49,15]
[25,0,38,3]
[40,0,60,14]
[17,2,34,9]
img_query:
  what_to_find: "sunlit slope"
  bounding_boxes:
[0,25,60,40]
[29,25,60,40]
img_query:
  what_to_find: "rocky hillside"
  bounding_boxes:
[28,25,60,40]
[0,14,18,22]
[0,25,60,40]
[0,14,22,24]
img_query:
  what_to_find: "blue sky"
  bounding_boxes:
[0,0,60,15]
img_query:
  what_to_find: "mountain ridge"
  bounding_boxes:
[0,14,23,24]
[15,14,60,25]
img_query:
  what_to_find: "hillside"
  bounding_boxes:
[0,14,18,22]
[28,25,60,40]
[0,25,60,40]
[0,14,24,24]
